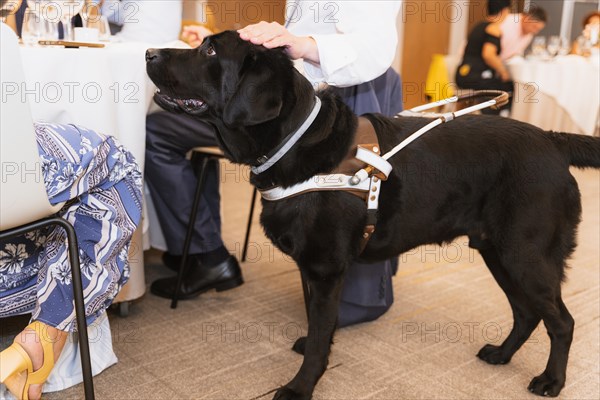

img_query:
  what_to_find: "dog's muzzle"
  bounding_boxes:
[154,89,208,115]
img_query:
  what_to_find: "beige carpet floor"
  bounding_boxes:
[3,164,599,400]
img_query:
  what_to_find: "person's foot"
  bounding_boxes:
[150,255,244,300]
[161,252,184,273]
[161,246,230,273]
[2,322,67,400]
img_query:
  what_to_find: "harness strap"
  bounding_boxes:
[259,116,382,253]
[259,174,371,201]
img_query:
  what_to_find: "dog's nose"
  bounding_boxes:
[146,49,159,63]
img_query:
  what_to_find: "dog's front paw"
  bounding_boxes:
[527,372,565,397]
[292,336,306,355]
[477,344,511,365]
[273,386,311,400]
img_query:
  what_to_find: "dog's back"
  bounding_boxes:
[361,114,592,262]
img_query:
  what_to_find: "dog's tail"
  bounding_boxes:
[548,132,600,168]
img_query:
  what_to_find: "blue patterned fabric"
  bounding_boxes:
[0,122,142,331]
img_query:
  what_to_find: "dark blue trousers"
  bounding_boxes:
[145,112,223,255]
[332,67,403,327]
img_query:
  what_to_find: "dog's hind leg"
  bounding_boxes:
[522,283,574,397]
[274,274,344,400]
[489,240,573,397]
[476,244,541,365]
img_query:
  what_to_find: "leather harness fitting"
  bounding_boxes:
[259,117,387,253]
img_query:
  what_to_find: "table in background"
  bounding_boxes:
[19,41,156,304]
[19,42,155,164]
[507,55,600,136]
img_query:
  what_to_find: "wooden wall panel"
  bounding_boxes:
[401,1,451,108]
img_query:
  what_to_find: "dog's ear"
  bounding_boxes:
[223,52,283,127]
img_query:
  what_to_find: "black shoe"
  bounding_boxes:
[161,252,183,273]
[150,255,244,300]
[161,250,230,272]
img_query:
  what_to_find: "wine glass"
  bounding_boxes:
[84,14,110,41]
[590,24,599,46]
[27,1,56,27]
[577,35,593,57]
[558,37,570,56]
[52,0,84,41]
[0,0,22,23]
[28,0,61,43]
[80,0,99,25]
[531,36,547,58]
[21,7,58,45]
[546,36,560,58]
[26,0,45,11]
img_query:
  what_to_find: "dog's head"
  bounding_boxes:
[146,30,302,128]
[146,30,357,187]
[146,31,314,164]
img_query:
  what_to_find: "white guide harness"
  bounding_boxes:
[253,90,510,246]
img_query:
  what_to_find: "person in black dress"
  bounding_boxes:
[456,0,513,114]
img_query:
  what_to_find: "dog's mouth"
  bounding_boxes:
[154,89,208,115]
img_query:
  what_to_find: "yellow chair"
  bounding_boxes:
[424,54,455,102]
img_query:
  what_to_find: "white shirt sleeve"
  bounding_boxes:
[101,0,182,44]
[299,1,401,87]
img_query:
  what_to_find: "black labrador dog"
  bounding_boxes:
[146,31,600,399]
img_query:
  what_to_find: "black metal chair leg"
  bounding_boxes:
[241,187,258,262]
[0,217,95,400]
[55,218,95,400]
[171,156,212,309]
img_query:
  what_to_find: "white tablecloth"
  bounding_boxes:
[19,42,156,167]
[19,40,190,250]
[507,55,600,136]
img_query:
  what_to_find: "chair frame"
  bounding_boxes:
[170,149,257,309]
[0,217,95,400]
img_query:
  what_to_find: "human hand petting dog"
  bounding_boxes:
[238,21,320,64]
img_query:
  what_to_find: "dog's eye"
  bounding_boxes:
[206,45,216,56]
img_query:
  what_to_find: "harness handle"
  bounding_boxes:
[456,90,510,110]
[350,90,510,185]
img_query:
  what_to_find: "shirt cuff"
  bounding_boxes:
[303,33,359,86]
